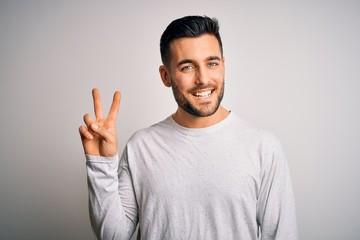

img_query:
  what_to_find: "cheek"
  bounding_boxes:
[212,74,225,86]
[173,73,194,88]
[211,68,225,79]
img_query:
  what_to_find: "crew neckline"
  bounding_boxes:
[167,111,234,136]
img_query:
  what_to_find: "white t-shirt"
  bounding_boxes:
[86,112,297,240]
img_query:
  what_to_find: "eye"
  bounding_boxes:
[207,62,219,67]
[181,65,194,71]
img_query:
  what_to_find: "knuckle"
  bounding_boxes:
[84,114,93,126]
[83,113,89,120]
[79,126,86,136]
[79,125,86,133]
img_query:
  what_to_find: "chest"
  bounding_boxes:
[131,139,261,205]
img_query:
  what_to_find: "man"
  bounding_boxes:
[79,16,297,240]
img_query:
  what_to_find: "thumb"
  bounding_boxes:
[91,123,116,143]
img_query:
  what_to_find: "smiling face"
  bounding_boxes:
[160,34,226,124]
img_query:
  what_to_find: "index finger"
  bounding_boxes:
[107,91,121,120]
[92,88,103,120]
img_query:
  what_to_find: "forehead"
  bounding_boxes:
[169,34,222,62]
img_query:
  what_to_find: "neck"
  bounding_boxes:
[172,106,230,128]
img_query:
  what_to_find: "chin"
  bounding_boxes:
[182,102,220,118]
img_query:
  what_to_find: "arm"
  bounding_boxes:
[86,153,138,239]
[257,137,298,240]
[79,89,138,239]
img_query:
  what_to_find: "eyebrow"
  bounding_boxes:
[207,56,221,61]
[177,59,195,68]
[176,56,221,68]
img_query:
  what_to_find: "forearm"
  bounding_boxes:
[86,154,137,240]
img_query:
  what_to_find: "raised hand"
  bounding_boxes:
[79,88,121,157]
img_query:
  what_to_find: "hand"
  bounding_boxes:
[79,88,121,157]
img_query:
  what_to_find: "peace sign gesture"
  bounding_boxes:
[79,88,121,157]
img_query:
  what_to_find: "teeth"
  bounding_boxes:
[194,90,211,98]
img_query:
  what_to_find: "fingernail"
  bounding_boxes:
[92,123,99,129]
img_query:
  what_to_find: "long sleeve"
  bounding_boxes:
[86,149,138,240]
[256,137,298,240]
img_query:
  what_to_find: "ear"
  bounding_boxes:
[159,65,172,87]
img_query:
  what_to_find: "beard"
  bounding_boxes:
[171,79,225,117]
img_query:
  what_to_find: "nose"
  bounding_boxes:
[195,67,210,85]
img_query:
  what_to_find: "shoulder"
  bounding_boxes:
[230,113,283,151]
[127,116,174,145]
[231,114,287,172]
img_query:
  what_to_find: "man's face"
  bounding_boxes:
[166,34,225,117]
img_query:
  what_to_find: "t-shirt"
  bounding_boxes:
[86,112,297,240]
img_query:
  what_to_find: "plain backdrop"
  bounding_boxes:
[0,1,359,239]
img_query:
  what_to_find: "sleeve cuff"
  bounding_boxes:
[85,153,119,163]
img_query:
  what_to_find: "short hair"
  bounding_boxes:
[160,15,223,67]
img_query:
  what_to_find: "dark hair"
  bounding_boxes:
[160,15,223,67]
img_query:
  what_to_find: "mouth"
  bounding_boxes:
[192,89,213,98]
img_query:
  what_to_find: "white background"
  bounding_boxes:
[0,1,359,239]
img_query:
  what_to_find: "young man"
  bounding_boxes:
[79,16,297,240]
